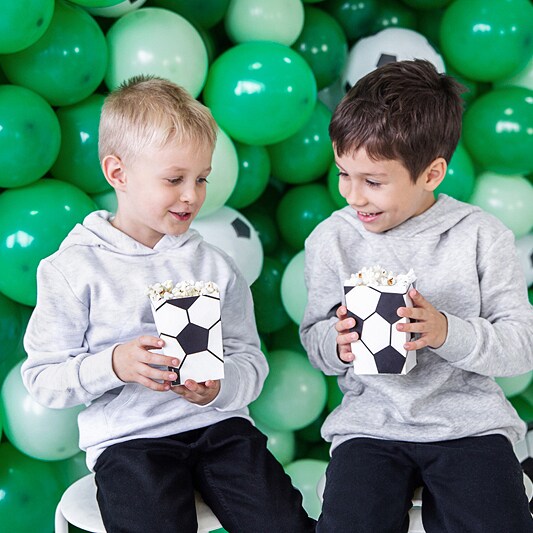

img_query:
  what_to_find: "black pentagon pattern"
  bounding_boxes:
[346,310,363,338]
[374,346,406,374]
[231,217,251,238]
[375,292,406,325]
[167,296,197,310]
[377,54,397,68]
[177,323,209,354]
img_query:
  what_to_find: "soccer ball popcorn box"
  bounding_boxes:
[148,280,224,385]
[344,266,417,375]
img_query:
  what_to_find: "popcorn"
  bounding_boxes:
[345,265,416,290]
[147,279,220,302]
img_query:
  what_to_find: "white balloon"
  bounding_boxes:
[85,0,146,18]
[191,206,263,285]
[516,233,533,287]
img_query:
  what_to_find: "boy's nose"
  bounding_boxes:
[180,186,196,204]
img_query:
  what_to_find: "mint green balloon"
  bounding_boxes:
[325,0,378,42]
[268,101,333,184]
[0,85,60,189]
[285,459,328,519]
[1,362,84,461]
[250,349,327,431]
[0,180,96,305]
[255,421,296,465]
[495,371,533,398]
[51,94,109,195]
[203,41,317,145]
[327,161,347,209]
[280,250,307,325]
[92,189,118,213]
[0,0,54,54]
[105,7,208,98]
[0,1,107,107]
[470,172,533,238]
[150,0,230,29]
[436,142,476,202]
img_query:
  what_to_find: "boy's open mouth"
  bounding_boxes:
[357,211,382,223]
[170,211,191,221]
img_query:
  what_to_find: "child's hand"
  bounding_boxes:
[112,336,179,391]
[396,289,448,350]
[172,379,220,405]
[335,305,357,363]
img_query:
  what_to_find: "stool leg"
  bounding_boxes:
[55,503,69,533]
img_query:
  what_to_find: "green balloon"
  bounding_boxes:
[446,67,480,107]
[327,161,347,209]
[0,1,107,107]
[463,87,533,175]
[276,183,337,250]
[0,179,97,305]
[53,452,91,492]
[0,443,63,533]
[70,0,123,6]
[241,207,280,254]
[203,41,317,145]
[50,94,109,195]
[402,0,451,8]
[268,101,333,184]
[495,371,533,398]
[296,410,327,443]
[150,0,230,29]
[280,250,307,325]
[250,349,327,431]
[509,395,533,423]
[326,375,343,412]
[469,172,533,238]
[324,0,378,41]
[285,459,328,519]
[373,0,418,32]
[92,189,118,213]
[251,257,291,333]
[0,85,61,189]
[268,322,306,354]
[439,0,533,82]
[529,287,533,305]
[272,240,300,268]
[226,142,271,209]
[496,55,533,92]
[0,293,24,366]
[306,442,331,462]
[435,142,476,202]
[0,0,54,54]
[416,7,445,50]
[255,421,296,465]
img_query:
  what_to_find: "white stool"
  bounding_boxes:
[55,473,223,533]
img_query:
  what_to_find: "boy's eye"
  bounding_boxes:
[197,177,209,184]
[366,180,381,188]
[166,177,182,184]
[336,170,348,178]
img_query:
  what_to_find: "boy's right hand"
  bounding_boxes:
[335,305,357,363]
[112,336,179,392]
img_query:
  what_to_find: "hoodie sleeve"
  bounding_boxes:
[434,229,533,376]
[21,259,124,408]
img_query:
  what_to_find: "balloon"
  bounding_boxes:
[84,0,146,17]
[92,189,118,213]
[285,459,328,519]
[105,7,208,98]
[296,410,327,443]
[250,349,327,431]
[469,172,533,239]
[53,451,91,492]
[226,142,271,209]
[372,0,418,33]
[0,85,60,189]
[0,179,97,305]
[0,1,107,107]
[203,41,317,145]
[516,233,533,287]
[0,442,63,533]
[255,421,296,465]
[324,0,378,42]
[150,0,230,29]
[292,6,347,91]
[439,0,533,82]
[268,322,306,354]
[402,0,451,8]
[327,375,343,412]
[327,161,347,209]
[191,206,263,285]
[509,395,533,423]
[416,6,445,50]
[225,0,304,46]
[241,207,280,255]
[435,142,476,202]
[70,0,123,6]
[51,94,110,195]
[280,250,308,325]
[462,87,533,176]
[276,183,337,250]
[272,240,300,268]
[268,101,333,184]
[197,129,238,218]
[0,0,54,54]
[496,55,533,92]
[0,293,24,369]
[495,372,533,398]
[250,258,291,333]
[1,362,84,461]
[317,77,344,112]
[446,67,481,107]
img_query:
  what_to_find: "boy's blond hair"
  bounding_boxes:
[98,75,218,164]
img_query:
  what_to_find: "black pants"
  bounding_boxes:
[94,417,315,533]
[318,434,533,533]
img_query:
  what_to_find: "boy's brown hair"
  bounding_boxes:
[329,59,465,182]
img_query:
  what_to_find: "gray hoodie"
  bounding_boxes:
[300,195,533,451]
[22,211,267,469]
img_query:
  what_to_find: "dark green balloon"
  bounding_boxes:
[327,161,347,209]
[0,293,24,362]
[0,1,108,106]
[292,7,348,90]
[436,142,476,202]
[149,0,230,29]
[276,184,337,250]
[402,0,451,8]
[327,375,343,412]
[271,240,299,268]
[324,0,378,41]
[296,409,327,443]
[509,395,533,423]
[0,179,96,306]
[416,7,445,49]
[268,322,306,354]
[0,85,61,188]
[439,0,533,82]
[241,207,279,255]
[226,142,271,209]
[446,67,480,107]
[268,101,333,184]
[529,288,533,306]
[373,0,418,32]
[463,87,533,175]
[51,94,110,195]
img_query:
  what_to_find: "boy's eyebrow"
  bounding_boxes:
[164,166,212,173]
[334,161,387,178]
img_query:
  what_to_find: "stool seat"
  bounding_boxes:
[55,473,222,533]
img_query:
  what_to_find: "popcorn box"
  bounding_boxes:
[149,291,224,385]
[344,268,417,375]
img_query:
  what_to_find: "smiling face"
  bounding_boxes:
[106,141,213,248]
[336,147,444,234]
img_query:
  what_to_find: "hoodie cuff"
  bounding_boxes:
[433,312,476,363]
[79,344,125,397]
[199,359,239,410]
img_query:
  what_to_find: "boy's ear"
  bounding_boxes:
[102,155,127,191]
[422,157,447,191]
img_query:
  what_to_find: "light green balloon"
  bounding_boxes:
[469,172,533,238]
[495,372,533,398]
[92,189,118,213]
[197,128,238,218]
[255,421,296,465]
[280,250,307,325]
[105,7,208,98]
[225,0,305,46]
[0,362,84,461]
[496,55,533,91]
[285,459,328,519]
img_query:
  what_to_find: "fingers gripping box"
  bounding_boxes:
[343,266,417,375]
[148,280,224,385]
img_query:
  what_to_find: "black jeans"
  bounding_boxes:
[318,434,533,533]
[94,417,315,533]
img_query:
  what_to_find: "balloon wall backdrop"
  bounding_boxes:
[0,0,532,530]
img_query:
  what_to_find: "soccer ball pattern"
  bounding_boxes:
[152,294,223,385]
[344,284,416,374]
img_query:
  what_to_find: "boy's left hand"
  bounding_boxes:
[396,289,448,350]
[172,379,220,405]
